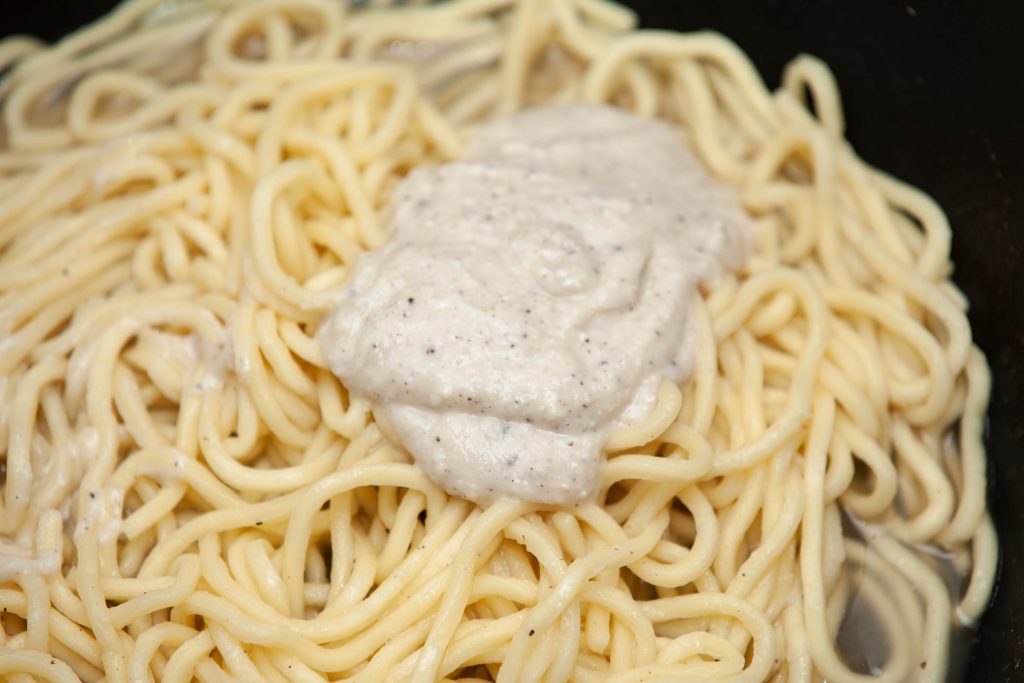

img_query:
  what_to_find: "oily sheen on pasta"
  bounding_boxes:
[0,1,995,682]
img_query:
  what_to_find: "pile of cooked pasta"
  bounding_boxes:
[0,0,995,681]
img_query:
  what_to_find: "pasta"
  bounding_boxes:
[0,0,995,681]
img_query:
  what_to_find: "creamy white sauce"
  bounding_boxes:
[136,328,232,395]
[318,105,747,505]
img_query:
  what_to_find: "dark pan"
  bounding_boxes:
[4,1,1021,680]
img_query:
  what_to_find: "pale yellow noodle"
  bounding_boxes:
[0,1,998,682]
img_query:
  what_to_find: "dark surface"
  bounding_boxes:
[4,1,1022,680]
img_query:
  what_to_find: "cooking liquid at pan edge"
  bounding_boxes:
[837,512,977,682]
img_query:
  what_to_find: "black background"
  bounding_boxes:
[3,1,1022,680]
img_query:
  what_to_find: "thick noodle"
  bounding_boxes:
[0,1,994,681]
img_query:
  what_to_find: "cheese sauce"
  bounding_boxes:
[318,105,748,505]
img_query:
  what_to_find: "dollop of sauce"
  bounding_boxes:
[318,105,747,505]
